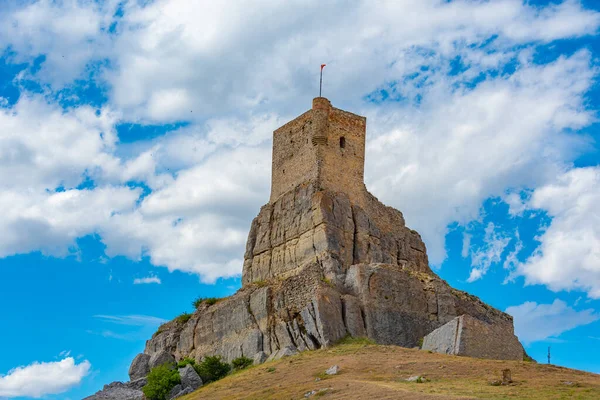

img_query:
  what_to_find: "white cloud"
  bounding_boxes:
[516,167,600,298]
[93,314,167,326]
[0,0,117,87]
[0,1,597,284]
[366,50,595,264]
[506,299,599,343]
[133,276,161,285]
[0,357,90,398]
[467,223,511,282]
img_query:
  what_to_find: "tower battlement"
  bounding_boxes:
[270,97,367,203]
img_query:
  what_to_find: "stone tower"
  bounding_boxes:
[270,97,366,205]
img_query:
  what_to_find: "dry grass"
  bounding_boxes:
[180,343,600,400]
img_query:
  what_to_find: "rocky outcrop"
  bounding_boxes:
[422,314,524,360]
[83,379,146,400]
[135,185,522,369]
[243,183,430,287]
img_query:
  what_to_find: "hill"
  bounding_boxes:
[180,340,600,400]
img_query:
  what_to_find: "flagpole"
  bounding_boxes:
[319,64,326,97]
[319,68,323,97]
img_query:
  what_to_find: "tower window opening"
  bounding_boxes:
[339,136,346,149]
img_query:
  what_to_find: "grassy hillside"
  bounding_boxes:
[180,340,600,399]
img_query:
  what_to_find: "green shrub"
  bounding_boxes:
[153,323,168,338]
[336,335,375,346]
[142,364,181,400]
[417,337,424,348]
[177,357,196,369]
[176,312,192,324]
[195,356,231,383]
[192,297,220,309]
[231,356,253,370]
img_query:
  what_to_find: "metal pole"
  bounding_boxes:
[548,346,551,364]
[319,68,323,97]
[319,64,326,97]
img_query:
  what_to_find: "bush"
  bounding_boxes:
[175,312,192,324]
[192,297,220,309]
[195,356,231,383]
[231,356,253,370]
[336,335,375,346]
[142,364,181,400]
[177,357,196,369]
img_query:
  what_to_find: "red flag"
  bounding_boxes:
[321,64,326,70]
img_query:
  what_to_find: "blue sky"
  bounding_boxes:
[1,0,600,398]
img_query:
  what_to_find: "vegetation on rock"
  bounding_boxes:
[192,296,220,309]
[177,357,197,369]
[195,356,231,383]
[231,356,253,370]
[142,363,181,400]
[175,312,192,324]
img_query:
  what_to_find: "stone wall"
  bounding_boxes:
[318,103,367,206]
[270,110,317,203]
[269,98,367,205]
[422,314,523,360]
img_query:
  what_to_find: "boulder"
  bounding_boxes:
[253,351,268,365]
[167,384,182,399]
[178,364,202,390]
[149,349,175,369]
[128,353,150,380]
[170,386,194,399]
[125,377,147,390]
[325,365,339,375]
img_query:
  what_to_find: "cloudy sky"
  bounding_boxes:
[1,0,600,398]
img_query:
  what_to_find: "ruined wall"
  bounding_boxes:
[422,314,523,361]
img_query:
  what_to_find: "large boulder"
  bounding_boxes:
[422,314,523,360]
[149,349,175,369]
[178,364,203,390]
[128,353,150,380]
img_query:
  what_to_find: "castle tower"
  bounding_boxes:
[270,97,367,204]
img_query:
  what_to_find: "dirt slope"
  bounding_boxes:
[180,342,600,400]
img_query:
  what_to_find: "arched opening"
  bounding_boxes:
[339,136,346,149]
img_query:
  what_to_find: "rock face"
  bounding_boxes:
[422,314,524,360]
[83,381,144,400]
[88,97,524,398]
[140,182,522,365]
[128,353,150,381]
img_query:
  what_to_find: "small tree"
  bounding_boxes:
[195,356,230,383]
[231,356,253,370]
[142,364,181,400]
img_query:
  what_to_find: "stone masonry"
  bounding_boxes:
[422,314,524,360]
